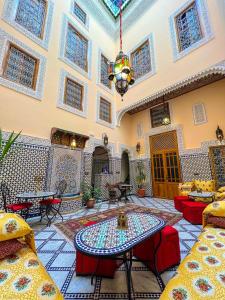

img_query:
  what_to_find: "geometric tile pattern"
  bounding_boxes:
[0,142,50,211]
[33,196,201,299]
[180,153,212,182]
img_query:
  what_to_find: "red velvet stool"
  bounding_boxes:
[133,225,180,273]
[182,201,208,224]
[75,221,120,278]
[174,196,192,212]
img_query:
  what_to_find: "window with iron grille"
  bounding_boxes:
[65,24,88,72]
[64,77,83,111]
[15,0,47,38]
[131,40,151,80]
[73,2,87,25]
[150,103,170,128]
[175,1,202,52]
[3,44,38,89]
[100,97,111,123]
[100,54,111,89]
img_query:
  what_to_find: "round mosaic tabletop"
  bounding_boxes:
[74,212,165,256]
[16,191,56,199]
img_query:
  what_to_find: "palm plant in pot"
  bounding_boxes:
[0,129,21,166]
[81,182,102,209]
[136,161,146,197]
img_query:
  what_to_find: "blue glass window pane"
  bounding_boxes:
[102,0,132,18]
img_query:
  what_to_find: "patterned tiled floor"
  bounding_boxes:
[29,196,202,299]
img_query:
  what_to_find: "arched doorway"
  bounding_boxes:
[91,146,110,186]
[121,150,130,183]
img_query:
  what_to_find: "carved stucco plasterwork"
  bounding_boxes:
[116,61,225,126]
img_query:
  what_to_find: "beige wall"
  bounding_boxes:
[129,79,225,154]
[0,0,225,154]
[117,0,225,110]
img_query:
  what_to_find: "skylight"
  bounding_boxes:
[102,0,132,18]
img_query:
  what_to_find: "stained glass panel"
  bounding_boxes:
[65,24,88,72]
[102,0,132,18]
[100,97,111,123]
[131,40,151,80]
[73,2,86,24]
[64,78,83,111]
[176,2,203,52]
[100,54,111,89]
[15,0,47,38]
[3,44,38,89]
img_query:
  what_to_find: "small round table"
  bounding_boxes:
[118,184,132,202]
[188,191,215,202]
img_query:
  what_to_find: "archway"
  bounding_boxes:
[121,150,130,183]
[91,146,110,186]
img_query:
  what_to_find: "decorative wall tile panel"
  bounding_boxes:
[180,153,212,182]
[0,142,50,210]
[48,146,82,194]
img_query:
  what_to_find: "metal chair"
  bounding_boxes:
[0,182,33,219]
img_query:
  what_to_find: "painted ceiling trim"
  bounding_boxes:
[116,60,225,126]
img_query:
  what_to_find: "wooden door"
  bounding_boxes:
[150,131,181,199]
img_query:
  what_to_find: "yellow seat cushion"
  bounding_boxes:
[218,186,225,193]
[203,201,225,227]
[0,245,63,299]
[194,180,215,192]
[215,192,225,201]
[0,213,32,242]
[160,226,225,300]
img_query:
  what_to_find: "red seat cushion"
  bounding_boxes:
[39,198,61,205]
[174,196,191,212]
[133,225,180,273]
[7,202,32,211]
[182,201,208,224]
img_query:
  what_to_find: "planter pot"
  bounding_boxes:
[86,198,95,209]
[137,188,145,198]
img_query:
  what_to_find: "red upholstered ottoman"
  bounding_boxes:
[133,226,180,273]
[174,196,191,212]
[182,201,208,224]
[76,221,120,278]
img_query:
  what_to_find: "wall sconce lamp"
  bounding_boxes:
[103,133,109,147]
[162,95,171,126]
[136,142,141,154]
[70,137,77,150]
[216,126,224,143]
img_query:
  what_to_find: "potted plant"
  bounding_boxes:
[0,129,21,166]
[136,161,146,197]
[81,183,102,209]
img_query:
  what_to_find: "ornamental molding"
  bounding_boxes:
[2,131,51,147]
[116,60,225,126]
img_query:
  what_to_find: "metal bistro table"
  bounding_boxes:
[74,212,166,300]
[188,191,215,202]
[118,183,133,202]
[16,191,56,224]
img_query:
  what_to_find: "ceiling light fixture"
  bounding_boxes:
[108,0,135,101]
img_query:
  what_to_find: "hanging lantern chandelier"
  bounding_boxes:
[108,0,135,100]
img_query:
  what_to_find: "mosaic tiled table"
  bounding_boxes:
[74,212,166,300]
[189,191,215,202]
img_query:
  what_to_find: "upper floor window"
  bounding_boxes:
[150,103,171,128]
[131,40,151,80]
[100,54,111,89]
[175,1,203,52]
[64,77,83,111]
[65,24,88,72]
[99,97,111,123]
[2,43,39,90]
[73,2,87,25]
[15,0,47,39]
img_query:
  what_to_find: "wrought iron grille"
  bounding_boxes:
[3,44,37,89]
[100,54,111,89]
[15,0,47,38]
[176,2,202,51]
[64,78,83,111]
[131,40,151,80]
[100,97,111,123]
[65,24,88,71]
[73,2,86,24]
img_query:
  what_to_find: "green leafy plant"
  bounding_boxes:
[0,129,21,165]
[81,182,102,204]
[136,161,146,189]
